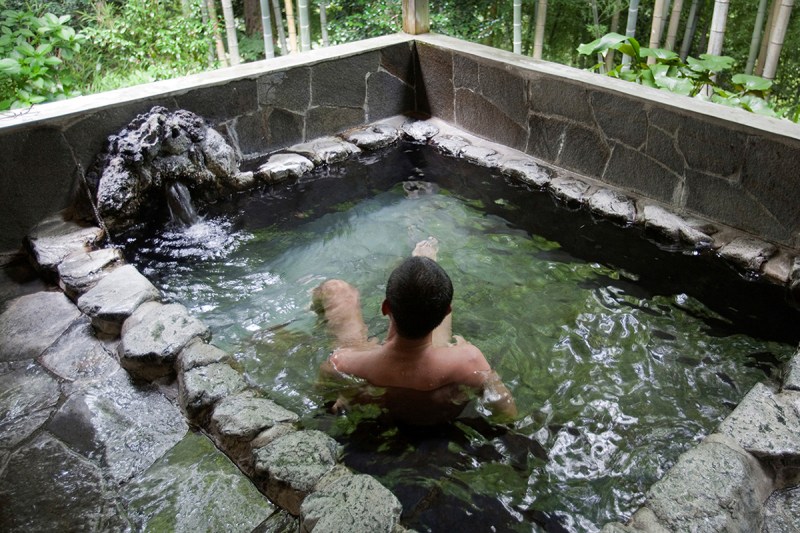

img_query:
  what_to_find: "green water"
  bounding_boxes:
[130,146,797,532]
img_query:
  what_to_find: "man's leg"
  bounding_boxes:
[312,279,369,348]
[412,237,453,347]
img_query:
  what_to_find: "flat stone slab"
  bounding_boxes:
[253,430,340,515]
[342,124,399,150]
[57,247,124,300]
[401,120,439,143]
[644,433,771,533]
[287,137,361,165]
[718,237,778,272]
[77,264,161,336]
[177,340,232,372]
[763,485,800,533]
[123,431,274,532]
[119,301,210,380]
[718,382,800,459]
[300,474,402,533]
[0,363,60,449]
[179,362,248,420]
[26,215,104,273]
[641,205,713,248]
[550,177,591,205]
[0,434,124,531]
[500,158,551,187]
[38,316,118,383]
[588,189,637,224]
[255,153,314,183]
[211,391,299,441]
[0,291,82,362]
[430,134,469,156]
[460,144,501,167]
[47,369,188,483]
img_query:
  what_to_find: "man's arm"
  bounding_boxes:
[312,279,370,348]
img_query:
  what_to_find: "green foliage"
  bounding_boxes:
[325,0,401,45]
[0,7,86,110]
[77,0,213,93]
[577,32,788,120]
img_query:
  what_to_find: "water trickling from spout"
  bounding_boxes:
[166,182,199,227]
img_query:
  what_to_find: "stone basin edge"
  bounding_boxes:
[21,116,800,532]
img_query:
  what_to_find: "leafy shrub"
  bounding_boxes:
[0,8,86,109]
[577,33,791,121]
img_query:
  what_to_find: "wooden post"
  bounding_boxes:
[402,0,429,35]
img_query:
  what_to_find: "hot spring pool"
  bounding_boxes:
[126,143,799,532]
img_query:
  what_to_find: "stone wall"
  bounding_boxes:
[0,35,417,252]
[414,34,800,250]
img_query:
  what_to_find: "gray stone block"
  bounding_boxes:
[306,106,365,140]
[343,124,399,151]
[718,237,778,272]
[718,382,800,459]
[211,391,298,441]
[677,115,746,178]
[460,145,501,168]
[478,62,528,128]
[640,205,712,248]
[178,362,248,421]
[401,119,439,143]
[558,123,611,180]
[786,348,800,392]
[258,67,311,113]
[527,113,568,163]
[550,177,590,205]
[416,43,454,122]
[0,291,82,362]
[253,430,340,515]
[367,70,415,121]
[300,474,402,533]
[528,76,593,127]
[645,125,684,175]
[287,137,361,166]
[255,153,315,184]
[455,89,528,151]
[39,316,118,383]
[235,110,270,156]
[763,485,800,533]
[500,158,551,187]
[77,264,160,336]
[429,134,468,156]
[588,189,636,224]
[591,91,647,149]
[0,434,120,531]
[312,52,378,108]
[26,215,105,274]
[119,301,210,380]
[604,144,680,204]
[57,247,124,300]
[741,136,800,230]
[645,433,771,533]
[177,340,232,372]
[453,54,479,91]
[176,79,259,124]
[48,369,188,483]
[379,42,415,84]
[0,364,60,449]
[267,108,306,150]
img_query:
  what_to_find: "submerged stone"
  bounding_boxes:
[0,291,82,362]
[38,316,118,383]
[178,361,248,421]
[0,363,60,449]
[123,431,274,532]
[287,137,361,165]
[0,434,123,532]
[119,301,210,380]
[26,215,105,274]
[253,430,340,515]
[500,158,551,187]
[57,247,124,300]
[48,369,188,483]
[644,433,771,533]
[762,252,794,285]
[177,340,231,372]
[588,189,636,225]
[300,474,402,533]
[252,510,300,532]
[343,124,399,150]
[401,120,439,143]
[256,153,315,183]
[77,264,161,336]
[550,177,591,205]
[641,205,713,248]
[718,382,800,459]
[718,237,778,272]
[429,134,469,156]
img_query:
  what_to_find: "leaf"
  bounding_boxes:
[15,41,35,56]
[35,43,53,56]
[43,56,62,66]
[739,94,779,117]
[577,32,629,56]
[688,54,735,73]
[641,48,680,62]
[650,64,694,96]
[0,57,20,75]
[731,74,772,92]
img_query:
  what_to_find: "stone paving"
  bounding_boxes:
[2,118,800,532]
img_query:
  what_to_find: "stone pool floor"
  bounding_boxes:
[0,252,286,532]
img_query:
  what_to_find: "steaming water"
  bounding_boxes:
[127,144,799,532]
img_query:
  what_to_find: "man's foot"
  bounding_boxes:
[412,237,439,260]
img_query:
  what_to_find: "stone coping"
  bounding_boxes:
[19,115,800,531]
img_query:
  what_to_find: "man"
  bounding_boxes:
[314,238,517,425]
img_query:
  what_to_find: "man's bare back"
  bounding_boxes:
[314,238,517,424]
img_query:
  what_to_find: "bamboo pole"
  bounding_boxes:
[664,0,684,50]
[533,0,547,59]
[205,0,229,66]
[513,0,522,54]
[221,0,241,65]
[757,0,781,76]
[271,0,287,54]
[320,1,329,46]
[298,0,310,51]
[259,0,275,58]
[746,0,770,74]
[762,0,794,80]
[622,0,641,66]
[648,0,667,64]
[679,0,700,60]
[706,0,730,56]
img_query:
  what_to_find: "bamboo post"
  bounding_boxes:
[402,0,429,35]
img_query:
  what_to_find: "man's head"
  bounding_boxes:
[384,256,453,339]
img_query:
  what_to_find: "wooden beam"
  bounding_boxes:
[402,0,430,35]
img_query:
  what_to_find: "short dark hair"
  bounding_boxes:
[386,256,453,339]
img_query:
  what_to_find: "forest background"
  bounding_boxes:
[1,0,798,121]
